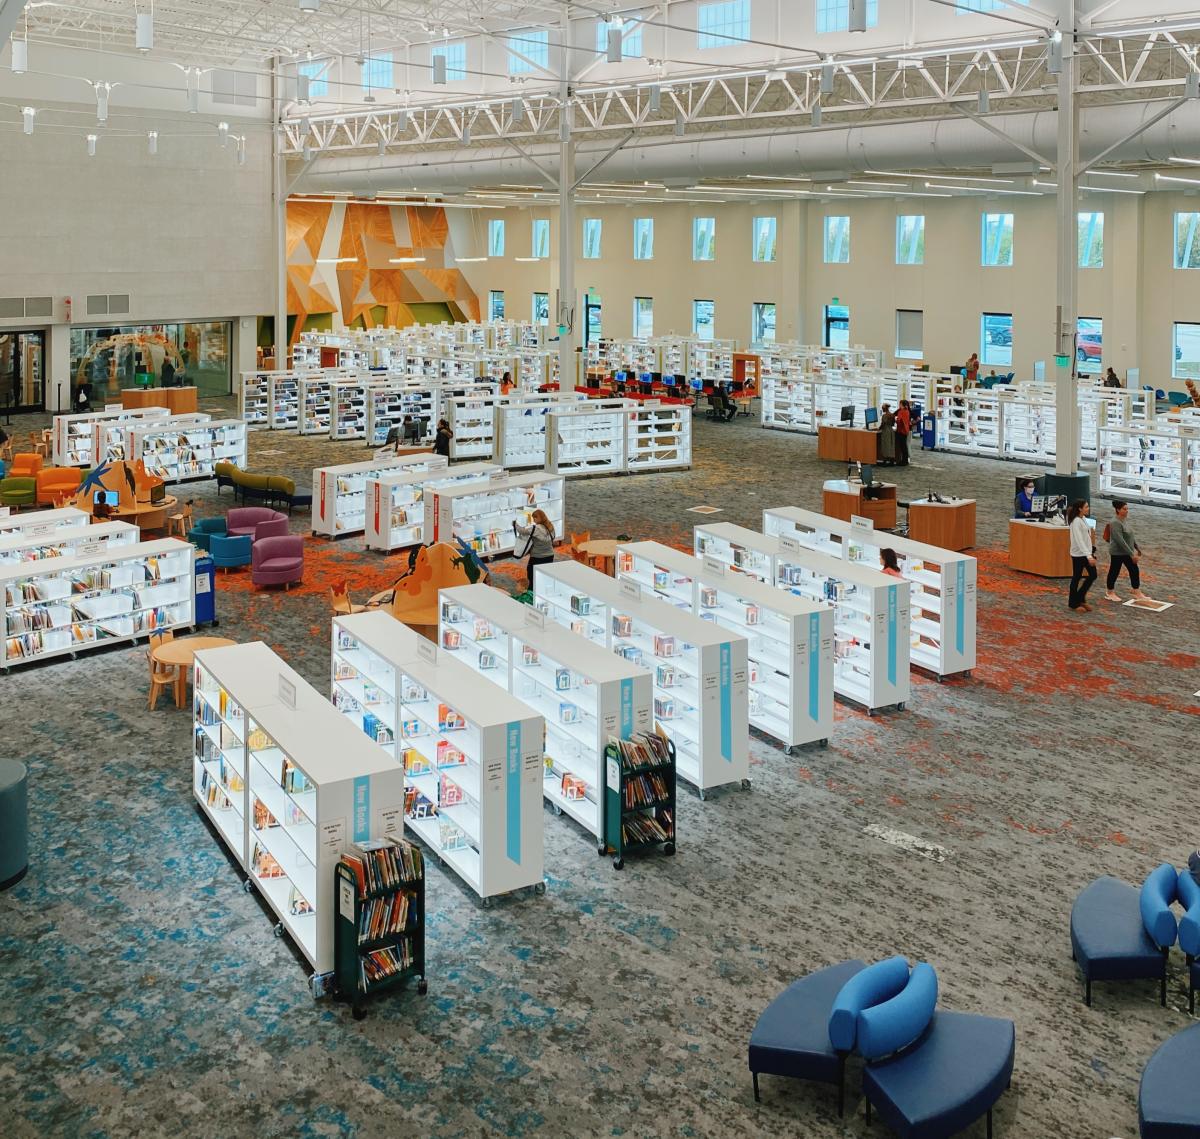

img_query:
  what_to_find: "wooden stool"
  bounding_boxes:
[166,500,193,539]
[147,631,180,709]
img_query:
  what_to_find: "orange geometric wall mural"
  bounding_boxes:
[286,201,481,344]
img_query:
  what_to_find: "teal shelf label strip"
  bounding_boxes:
[352,775,370,843]
[720,642,732,761]
[506,721,522,865]
[619,677,634,737]
[955,561,966,655]
[808,611,821,722]
[887,585,898,686]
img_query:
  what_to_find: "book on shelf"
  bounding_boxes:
[436,739,466,768]
[611,731,673,773]
[341,837,424,896]
[438,703,466,731]
[623,770,670,810]
[622,810,673,846]
[442,629,462,649]
[569,594,591,615]
[478,650,498,670]
[612,614,633,637]
[653,634,676,657]
[558,701,580,724]
[251,842,284,879]
[561,773,587,800]
[360,942,415,988]
[521,645,540,665]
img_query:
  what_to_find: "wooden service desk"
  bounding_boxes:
[908,498,977,551]
[821,478,897,529]
[1008,518,1072,577]
[817,424,881,463]
[111,495,177,533]
[121,386,198,414]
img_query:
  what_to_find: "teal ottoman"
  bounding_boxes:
[0,758,28,890]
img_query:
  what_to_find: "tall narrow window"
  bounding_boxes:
[488,290,505,321]
[488,219,505,257]
[1076,318,1102,374]
[693,217,716,261]
[823,216,850,264]
[981,313,1013,366]
[596,16,644,56]
[532,219,550,259]
[693,300,715,339]
[752,217,777,262]
[751,302,776,344]
[582,218,602,259]
[896,309,924,360]
[633,218,654,260]
[982,213,1014,266]
[1078,212,1104,268]
[431,41,467,82]
[697,0,750,49]
[896,215,925,265]
[816,0,878,33]
[363,53,392,92]
[956,0,1030,11]
[824,304,849,349]
[508,29,549,74]
[1174,322,1200,379]
[1174,212,1200,269]
[634,297,653,338]
[533,292,549,325]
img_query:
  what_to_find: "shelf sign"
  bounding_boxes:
[702,556,726,577]
[338,878,355,923]
[25,522,54,538]
[352,776,371,843]
[278,674,297,709]
[523,605,546,631]
[779,535,801,555]
[850,514,875,534]
[417,638,438,665]
[619,579,641,603]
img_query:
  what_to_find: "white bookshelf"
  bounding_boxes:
[762,507,976,680]
[761,379,816,433]
[616,541,835,751]
[626,403,692,472]
[0,520,139,568]
[364,384,438,447]
[693,522,911,714]
[125,419,247,483]
[0,506,90,539]
[298,376,333,436]
[439,583,653,839]
[312,455,448,538]
[447,392,501,460]
[1097,424,1198,508]
[3,538,194,667]
[425,472,565,558]
[238,372,271,427]
[269,373,300,430]
[493,393,590,469]
[193,640,405,981]
[364,463,501,553]
[328,379,374,441]
[533,560,751,798]
[330,612,545,902]
[547,403,628,476]
[53,406,170,467]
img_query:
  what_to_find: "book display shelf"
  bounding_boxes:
[364,384,439,448]
[0,506,90,539]
[694,522,910,714]
[762,507,976,681]
[269,373,300,431]
[364,463,501,553]
[446,392,501,460]
[193,640,405,985]
[299,376,333,436]
[496,394,591,469]
[0,520,139,569]
[330,612,546,903]
[425,472,565,558]
[312,455,448,538]
[438,584,652,840]
[603,732,676,870]
[615,541,835,751]
[238,372,271,427]
[1098,424,1200,508]
[328,380,374,441]
[102,413,213,464]
[761,378,817,433]
[626,404,692,472]
[547,403,629,476]
[515,347,556,390]
[533,560,750,799]
[124,420,247,484]
[812,378,879,430]
[53,406,170,467]
[4,537,194,666]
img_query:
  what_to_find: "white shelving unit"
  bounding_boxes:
[0,506,90,539]
[363,462,501,552]
[298,376,333,435]
[330,612,545,901]
[238,372,271,427]
[438,583,653,840]
[328,379,374,441]
[626,403,692,472]
[364,383,439,447]
[124,419,247,483]
[53,406,170,467]
[615,541,835,750]
[533,560,750,798]
[1098,424,1199,508]
[0,520,139,568]
[425,472,565,558]
[693,522,910,714]
[269,373,300,431]
[446,392,501,460]
[3,538,194,667]
[547,403,628,476]
[193,640,405,980]
[762,507,976,680]
[761,379,817,433]
[312,455,448,538]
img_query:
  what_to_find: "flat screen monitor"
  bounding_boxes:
[860,463,875,487]
[639,372,652,385]
[690,378,704,391]
[840,404,855,425]
[1030,495,1046,514]
[93,489,119,507]
[663,374,677,388]
[149,483,166,505]
[615,371,627,383]
[864,406,879,427]
[404,419,422,442]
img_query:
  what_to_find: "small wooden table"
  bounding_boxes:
[578,539,621,576]
[121,386,198,414]
[1008,519,1072,577]
[908,499,977,551]
[112,495,177,533]
[817,425,881,464]
[152,635,236,707]
[822,479,898,529]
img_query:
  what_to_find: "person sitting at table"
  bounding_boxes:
[716,383,737,421]
[1014,479,1036,518]
[1103,367,1122,389]
[880,548,904,578]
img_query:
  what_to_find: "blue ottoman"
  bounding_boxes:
[1071,875,1169,1006]
[1139,1023,1200,1138]
[0,758,28,890]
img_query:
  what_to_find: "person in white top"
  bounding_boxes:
[1067,500,1097,612]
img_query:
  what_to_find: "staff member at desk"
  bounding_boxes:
[1014,479,1037,517]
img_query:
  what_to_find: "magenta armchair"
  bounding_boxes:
[227,507,288,541]
[251,534,304,590]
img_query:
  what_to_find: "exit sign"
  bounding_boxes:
[1054,354,1070,367]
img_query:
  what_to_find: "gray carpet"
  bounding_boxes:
[1,398,1197,1139]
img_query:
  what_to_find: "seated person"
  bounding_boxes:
[1103,367,1122,389]
[715,384,737,422]
[1014,479,1036,518]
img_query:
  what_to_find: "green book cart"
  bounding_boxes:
[600,733,677,870]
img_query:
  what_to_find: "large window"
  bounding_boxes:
[697,0,750,49]
[488,290,505,321]
[70,321,232,398]
[693,300,715,339]
[896,309,923,360]
[634,297,653,338]
[488,218,505,257]
[896,215,925,265]
[982,212,1014,266]
[824,304,849,350]
[363,52,392,92]
[693,217,716,261]
[508,29,549,74]
[1077,317,1102,375]
[1174,212,1200,269]
[816,0,879,33]
[1078,211,1104,268]
[298,59,328,98]
[586,294,602,344]
[431,41,467,82]
[1174,322,1200,379]
[823,215,850,263]
[532,219,550,259]
[751,302,776,345]
[582,218,602,259]
[981,312,1013,366]
[533,292,549,326]
[634,217,654,259]
[956,0,1030,11]
[752,216,777,262]
[596,16,643,56]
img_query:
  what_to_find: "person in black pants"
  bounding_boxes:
[1067,500,1097,612]
[1104,500,1148,602]
[433,418,452,457]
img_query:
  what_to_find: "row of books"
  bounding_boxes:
[611,732,673,774]
[622,810,674,846]
[623,771,670,810]
[342,838,424,895]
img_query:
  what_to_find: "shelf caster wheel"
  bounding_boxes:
[897,702,906,711]
[698,788,707,802]
[534,881,546,896]
[936,675,944,684]
[274,922,284,939]
[964,670,972,679]
[820,738,829,748]
[741,778,752,791]
[868,708,876,717]
[612,858,624,871]
[597,844,608,857]
[243,878,255,894]
[417,979,428,996]
[482,896,493,909]
[552,804,562,816]
[352,1005,366,1021]
[664,842,676,856]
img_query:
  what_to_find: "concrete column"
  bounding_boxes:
[47,323,71,412]
[272,58,288,371]
[1054,5,1080,474]
[557,19,578,389]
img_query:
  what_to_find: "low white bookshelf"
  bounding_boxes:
[0,520,140,569]
[193,640,405,982]
[498,393,594,470]
[626,403,692,472]
[533,560,750,798]
[125,419,247,484]
[53,406,170,467]
[439,583,653,840]
[298,376,333,435]
[694,522,911,714]
[328,379,374,441]
[364,384,439,448]
[446,392,500,460]
[425,472,565,558]
[1098,424,1200,509]
[269,373,300,431]
[364,462,501,552]
[238,371,271,427]
[330,612,546,902]
[312,454,448,538]
[0,506,90,539]
[3,538,194,667]
[547,403,628,476]
[615,541,834,750]
[762,506,977,680]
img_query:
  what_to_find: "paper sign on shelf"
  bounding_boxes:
[523,606,546,630]
[278,674,297,709]
[619,579,641,602]
[376,805,403,838]
[338,878,355,923]
[702,556,726,577]
[779,535,801,555]
[25,523,54,538]
[321,817,346,854]
[850,514,876,536]
[606,755,620,792]
[417,639,438,665]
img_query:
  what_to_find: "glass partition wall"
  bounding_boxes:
[69,320,232,399]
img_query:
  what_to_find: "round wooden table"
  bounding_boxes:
[152,635,236,707]
[578,539,621,576]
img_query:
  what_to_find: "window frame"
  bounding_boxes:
[697,0,751,50]
[823,215,850,264]
[823,304,849,350]
[752,216,777,262]
[363,52,392,92]
[751,302,776,345]
[508,28,549,75]
[980,311,1014,367]
[895,214,925,266]
[488,290,505,321]
[895,309,924,360]
[533,292,550,326]
[633,296,654,339]
[1078,211,1104,269]
[1173,321,1200,380]
[633,217,654,260]
[298,59,329,98]
[532,218,550,259]
[582,218,602,260]
[488,219,505,258]
[981,212,1014,267]
[1174,211,1200,270]
[692,299,716,339]
[692,216,716,261]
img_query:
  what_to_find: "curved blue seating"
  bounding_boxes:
[864,1010,1016,1139]
[1178,871,1200,1016]
[748,959,865,1113]
[858,963,939,1062]
[1070,872,1173,1006]
[1139,1023,1200,1138]
[829,955,910,1053]
[209,533,252,571]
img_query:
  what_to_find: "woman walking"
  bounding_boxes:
[1067,500,1097,612]
[1104,500,1148,602]
[514,508,556,589]
[878,403,897,465]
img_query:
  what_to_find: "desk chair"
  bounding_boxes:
[330,582,367,614]
[167,499,194,539]
[147,631,179,710]
[28,432,48,459]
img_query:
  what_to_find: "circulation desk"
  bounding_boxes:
[1008,518,1072,577]
[121,386,199,414]
[908,498,977,551]
[817,425,881,463]
[821,478,897,529]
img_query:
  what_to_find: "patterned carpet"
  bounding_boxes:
[1,397,1197,1139]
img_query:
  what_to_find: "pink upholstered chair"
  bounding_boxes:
[226,507,287,541]
[251,534,304,590]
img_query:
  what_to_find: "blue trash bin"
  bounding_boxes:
[195,555,217,626]
[921,413,937,450]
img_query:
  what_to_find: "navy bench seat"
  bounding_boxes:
[1070,875,1168,1006]
[1139,1023,1200,1138]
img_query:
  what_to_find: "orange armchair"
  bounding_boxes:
[36,466,83,506]
[9,453,42,479]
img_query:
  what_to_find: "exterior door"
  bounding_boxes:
[0,330,46,411]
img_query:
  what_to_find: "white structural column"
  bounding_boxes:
[272,58,288,375]
[1054,3,1080,475]
[557,16,578,389]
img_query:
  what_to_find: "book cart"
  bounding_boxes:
[364,463,501,553]
[334,838,427,1019]
[312,455,448,538]
[438,583,652,842]
[602,731,676,870]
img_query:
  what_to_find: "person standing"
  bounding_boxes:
[894,399,912,466]
[514,509,556,589]
[1104,500,1148,602]
[433,418,453,457]
[878,403,897,465]
[965,353,980,386]
[159,356,176,388]
[1067,500,1097,612]
[879,548,904,578]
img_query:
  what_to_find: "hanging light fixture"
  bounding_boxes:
[978,61,990,112]
[674,109,685,137]
[811,101,822,127]
[237,136,246,166]
[95,82,110,123]
[299,0,319,12]
[11,38,28,74]
[136,8,154,52]
[297,73,311,103]
[821,56,835,95]
[22,106,34,135]
[186,69,198,113]
[218,120,229,146]
[377,137,385,156]
[511,96,525,124]
[397,108,409,131]
[849,0,867,33]
[303,143,314,161]
[1047,29,1063,74]
[148,130,158,154]
[87,133,98,157]
[432,54,447,84]
[606,23,623,64]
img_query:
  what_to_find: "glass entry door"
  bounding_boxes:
[585,295,602,346]
[0,330,46,411]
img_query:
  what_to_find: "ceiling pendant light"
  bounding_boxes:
[432,54,447,84]
[218,120,229,146]
[511,97,524,125]
[821,56,835,95]
[87,133,97,157]
[648,84,661,112]
[377,137,385,156]
[299,0,319,12]
[397,108,408,131]
[303,143,314,161]
[11,38,28,74]
[237,136,246,166]
[978,62,990,112]
[95,82,110,123]
[186,70,198,113]
[849,0,867,33]
[136,10,154,52]
[22,106,34,135]
[297,73,311,103]
[148,130,158,154]
[606,25,623,64]
[811,101,822,127]
[674,109,685,137]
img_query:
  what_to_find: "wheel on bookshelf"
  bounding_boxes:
[964,670,972,679]
[273,922,284,939]
[936,675,944,684]
[612,857,624,870]
[417,979,429,996]
[352,1004,367,1021]
[552,804,562,816]
[243,878,255,894]
[534,881,546,896]
[698,788,707,802]
[482,896,494,909]
[741,778,752,791]
[897,702,906,711]
[664,842,676,856]
[597,844,608,857]
[821,738,829,748]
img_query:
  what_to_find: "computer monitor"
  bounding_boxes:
[840,404,855,426]
[1030,495,1046,514]
[690,378,704,392]
[662,374,677,388]
[650,372,662,384]
[639,372,652,385]
[860,464,875,488]
[149,483,166,505]
[731,380,744,393]
[404,418,422,443]
[864,406,879,427]
[615,370,628,383]
[93,489,119,507]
